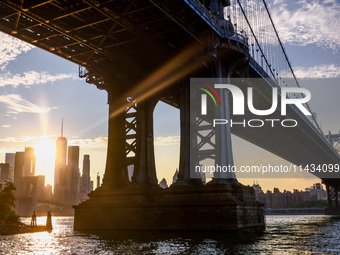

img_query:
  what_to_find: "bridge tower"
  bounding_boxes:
[73,0,264,231]
[323,131,340,215]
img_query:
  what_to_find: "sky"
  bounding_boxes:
[0,0,339,192]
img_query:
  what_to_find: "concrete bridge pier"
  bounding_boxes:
[132,98,158,187]
[74,52,265,232]
[324,181,340,215]
[101,88,127,189]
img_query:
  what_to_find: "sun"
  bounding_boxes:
[33,139,56,184]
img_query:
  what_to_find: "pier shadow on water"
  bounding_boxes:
[74,229,264,254]
[74,216,340,254]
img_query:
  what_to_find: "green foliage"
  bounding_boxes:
[0,181,19,223]
[289,200,328,208]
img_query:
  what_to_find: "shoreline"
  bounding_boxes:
[0,221,49,236]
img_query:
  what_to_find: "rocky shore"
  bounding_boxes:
[0,221,47,235]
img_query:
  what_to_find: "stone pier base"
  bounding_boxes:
[325,207,340,215]
[74,183,265,231]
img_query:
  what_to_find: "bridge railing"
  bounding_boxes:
[185,0,248,44]
[185,0,322,134]
[224,0,323,134]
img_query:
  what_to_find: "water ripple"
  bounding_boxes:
[1,215,340,254]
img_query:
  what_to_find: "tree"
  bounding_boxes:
[0,181,19,222]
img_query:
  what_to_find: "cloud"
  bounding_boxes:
[0,146,26,157]
[0,71,76,87]
[294,64,340,78]
[0,135,56,143]
[0,32,34,70]
[154,136,180,146]
[69,137,108,149]
[271,0,340,51]
[0,134,180,149]
[1,125,10,128]
[0,94,54,113]
[69,135,181,149]
[0,135,56,158]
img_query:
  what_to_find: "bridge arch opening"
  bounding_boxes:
[153,101,180,187]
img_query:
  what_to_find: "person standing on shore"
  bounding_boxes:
[30,211,37,227]
[46,211,52,230]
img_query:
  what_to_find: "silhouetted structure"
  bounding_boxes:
[30,211,37,226]
[11,147,47,216]
[159,178,168,189]
[96,173,100,189]
[16,175,45,216]
[172,169,178,184]
[46,211,52,230]
[5,153,15,167]
[0,163,12,183]
[54,120,68,203]
[13,152,25,195]
[13,148,37,195]
[80,155,93,201]
[65,146,80,205]
[253,183,329,209]
[23,147,36,177]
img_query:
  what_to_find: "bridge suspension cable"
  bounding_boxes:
[223,0,323,134]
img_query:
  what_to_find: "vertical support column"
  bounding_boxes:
[177,82,192,183]
[102,89,127,189]
[211,59,237,184]
[132,99,158,186]
[336,188,339,208]
[326,183,333,208]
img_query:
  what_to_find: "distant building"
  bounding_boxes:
[53,122,82,206]
[90,180,94,192]
[5,153,15,167]
[16,175,45,216]
[97,173,100,189]
[252,182,265,204]
[4,153,15,182]
[23,147,36,177]
[252,185,319,209]
[43,184,53,201]
[0,163,12,183]
[13,151,25,195]
[80,155,92,201]
[54,120,68,202]
[128,165,134,181]
[172,169,178,184]
[309,183,327,201]
[159,178,168,189]
[65,146,81,206]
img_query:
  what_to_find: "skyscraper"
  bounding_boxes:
[54,120,67,200]
[14,152,25,194]
[23,147,36,177]
[81,155,90,192]
[5,153,15,181]
[0,163,11,182]
[97,172,100,189]
[66,146,80,205]
[5,153,15,168]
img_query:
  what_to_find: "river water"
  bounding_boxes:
[0,215,340,254]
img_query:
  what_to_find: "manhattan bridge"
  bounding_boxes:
[0,0,339,230]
